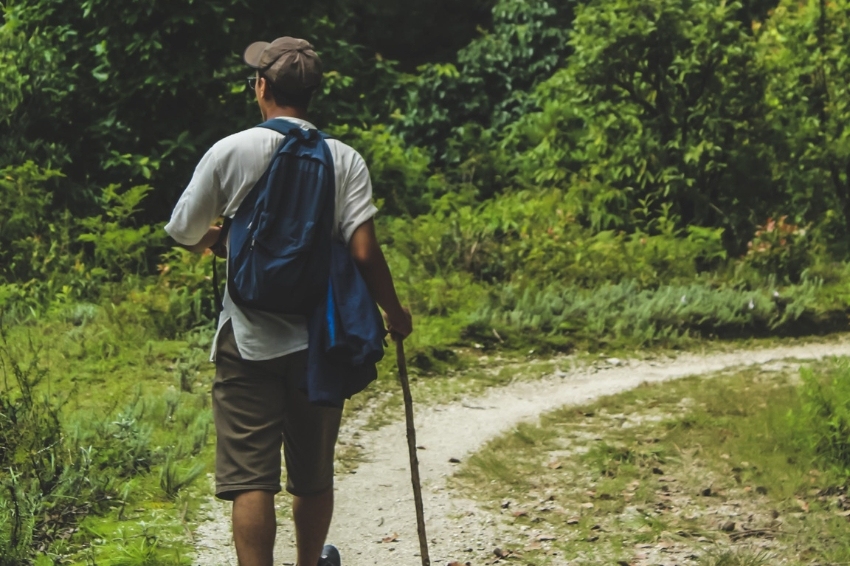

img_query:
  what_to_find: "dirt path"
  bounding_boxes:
[192,339,850,565]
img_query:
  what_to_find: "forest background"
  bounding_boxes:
[4,0,850,563]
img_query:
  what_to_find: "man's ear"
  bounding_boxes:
[258,77,272,101]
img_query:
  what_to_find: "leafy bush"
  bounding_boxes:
[330,124,434,215]
[0,166,180,324]
[383,188,727,289]
[505,0,776,250]
[78,184,165,279]
[151,247,218,337]
[0,163,68,283]
[394,0,574,160]
[759,0,850,242]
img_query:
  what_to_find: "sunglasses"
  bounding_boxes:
[247,76,258,90]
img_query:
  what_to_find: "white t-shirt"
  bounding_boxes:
[165,117,378,361]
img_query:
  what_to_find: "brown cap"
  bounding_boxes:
[243,37,323,94]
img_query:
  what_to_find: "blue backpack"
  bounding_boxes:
[225,119,335,315]
[211,118,386,405]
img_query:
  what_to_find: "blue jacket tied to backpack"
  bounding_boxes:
[305,240,387,407]
[226,118,385,406]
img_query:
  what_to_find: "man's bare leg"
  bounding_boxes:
[293,487,334,566]
[233,490,276,566]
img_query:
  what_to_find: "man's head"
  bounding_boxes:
[243,37,322,117]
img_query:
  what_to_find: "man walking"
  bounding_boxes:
[165,37,412,566]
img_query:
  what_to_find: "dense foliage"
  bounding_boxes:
[3,0,850,349]
[5,0,850,561]
[4,0,850,357]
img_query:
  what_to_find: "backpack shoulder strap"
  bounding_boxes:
[256,118,301,137]
[257,118,335,142]
[212,217,232,313]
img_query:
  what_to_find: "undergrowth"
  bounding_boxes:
[0,319,212,565]
[465,276,847,352]
[791,360,850,476]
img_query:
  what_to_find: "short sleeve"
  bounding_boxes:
[164,148,226,246]
[337,150,378,244]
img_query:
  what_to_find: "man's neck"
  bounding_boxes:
[263,105,309,122]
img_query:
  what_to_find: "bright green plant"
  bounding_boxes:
[791,361,850,474]
[78,184,164,279]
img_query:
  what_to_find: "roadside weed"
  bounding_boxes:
[159,455,206,500]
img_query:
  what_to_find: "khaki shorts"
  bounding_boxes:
[212,321,343,500]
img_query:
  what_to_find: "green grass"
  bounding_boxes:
[0,308,217,565]
[452,362,850,565]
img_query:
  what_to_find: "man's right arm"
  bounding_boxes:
[183,225,223,254]
[348,219,412,339]
[165,148,226,250]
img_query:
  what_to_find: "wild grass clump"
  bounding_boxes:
[790,360,850,475]
[159,455,206,500]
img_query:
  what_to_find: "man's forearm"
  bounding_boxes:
[354,245,405,320]
[182,225,221,253]
[349,220,405,318]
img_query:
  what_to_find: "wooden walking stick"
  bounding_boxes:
[396,339,431,566]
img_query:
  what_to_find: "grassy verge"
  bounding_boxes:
[452,361,850,565]
[0,311,217,565]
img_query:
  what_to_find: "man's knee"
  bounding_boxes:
[292,485,334,503]
[233,490,276,525]
[234,489,276,503]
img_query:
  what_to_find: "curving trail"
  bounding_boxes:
[192,338,850,565]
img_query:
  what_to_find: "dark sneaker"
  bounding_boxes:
[318,544,340,566]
